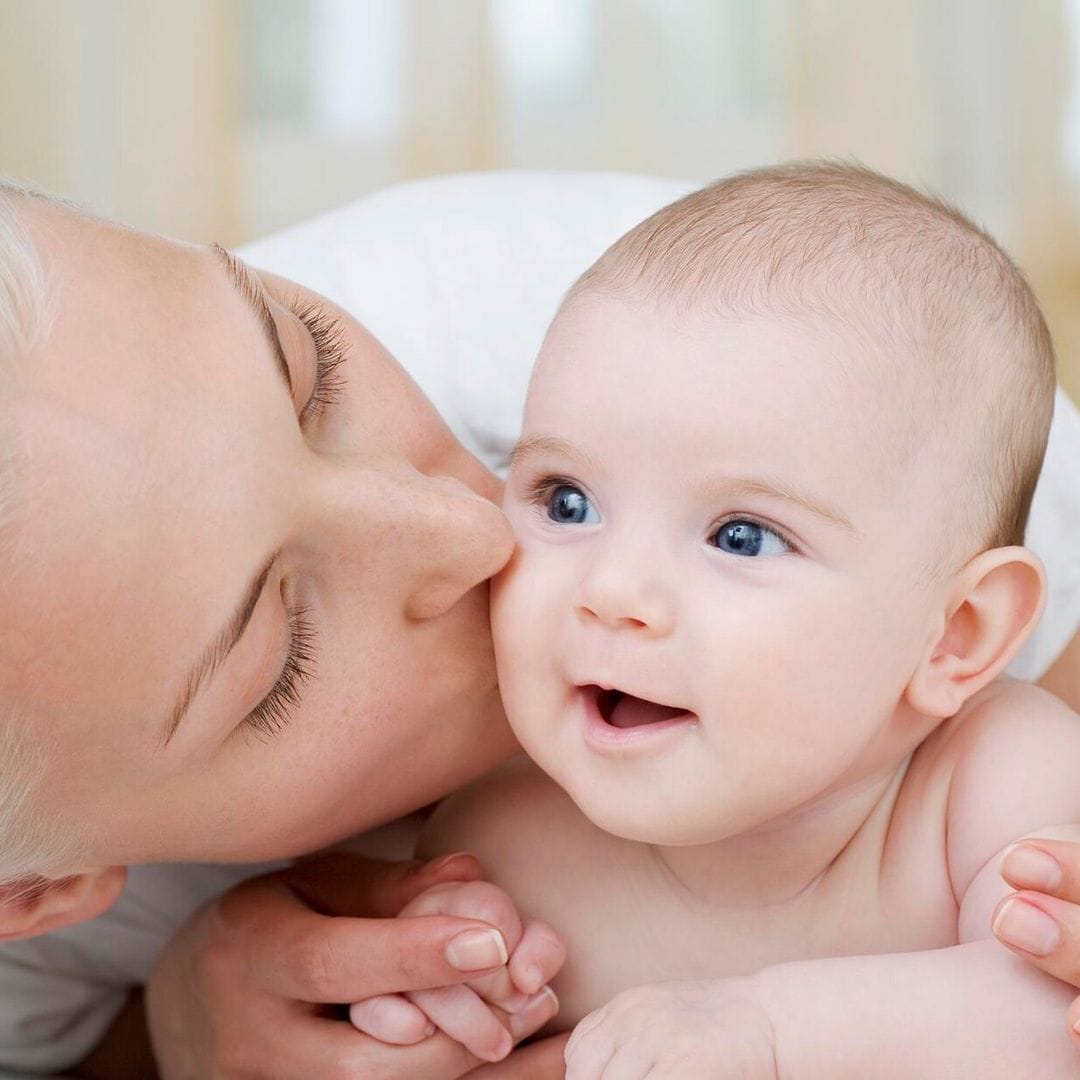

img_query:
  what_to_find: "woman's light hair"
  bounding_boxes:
[0,180,73,884]
[1,179,58,529]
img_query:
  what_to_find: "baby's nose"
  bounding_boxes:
[574,562,675,638]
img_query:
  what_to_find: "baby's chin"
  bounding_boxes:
[521,752,729,848]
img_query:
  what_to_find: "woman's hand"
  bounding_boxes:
[350,879,564,1061]
[146,851,553,1078]
[993,837,1080,1039]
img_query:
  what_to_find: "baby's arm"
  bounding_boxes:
[563,939,1077,1079]
[747,804,1080,1079]
[566,682,1080,1079]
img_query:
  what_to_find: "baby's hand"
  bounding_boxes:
[564,978,777,1080]
[349,878,564,1063]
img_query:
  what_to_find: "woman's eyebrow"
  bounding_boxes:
[159,554,278,749]
[210,243,293,397]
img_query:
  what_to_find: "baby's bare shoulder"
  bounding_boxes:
[933,678,1080,900]
[418,755,615,884]
[938,677,1080,782]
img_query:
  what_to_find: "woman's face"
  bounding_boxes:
[1,202,518,869]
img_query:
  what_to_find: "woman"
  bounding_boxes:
[1,172,1079,1078]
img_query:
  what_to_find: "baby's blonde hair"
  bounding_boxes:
[0,181,73,884]
[570,161,1056,556]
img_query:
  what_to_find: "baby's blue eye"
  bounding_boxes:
[710,520,789,557]
[546,484,599,525]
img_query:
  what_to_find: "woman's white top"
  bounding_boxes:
[0,171,1077,1075]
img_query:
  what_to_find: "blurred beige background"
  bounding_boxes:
[1,0,1078,400]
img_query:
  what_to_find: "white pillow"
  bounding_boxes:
[239,171,693,468]
[239,170,1080,680]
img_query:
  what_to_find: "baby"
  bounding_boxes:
[356,163,1080,1076]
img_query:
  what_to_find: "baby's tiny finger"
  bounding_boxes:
[508,987,560,1042]
[564,1007,607,1063]
[509,919,567,995]
[409,983,513,1063]
[348,993,435,1045]
[596,1041,649,1080]
[564,1026,616,1080]
[1067,995,1080,1042]
[463,963,521,1012]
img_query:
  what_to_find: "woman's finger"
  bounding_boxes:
[277,850,483,918]
[401,879,527,1010]
[219,878,511,1002]
[992,889,1080,986]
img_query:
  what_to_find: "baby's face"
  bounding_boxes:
[492,293,947,846]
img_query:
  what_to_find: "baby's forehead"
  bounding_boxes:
[534,292,925,472]
[540,287,911,397]
[607,300,963,491]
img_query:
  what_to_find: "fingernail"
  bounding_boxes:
[1001,844,1063,892]
[487,1029,513,1061]
[518,963,544,995]
[993,896,1061,956]
[500,989,530,1014]
[509,987,560,1040]
[446,928,508,972]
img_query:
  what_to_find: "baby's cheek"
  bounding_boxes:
[490,549,559,741]
[491,546,546,668]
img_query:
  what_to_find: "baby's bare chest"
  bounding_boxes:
[544,796,959,1026]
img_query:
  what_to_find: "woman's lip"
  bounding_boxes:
[576,684,697,752]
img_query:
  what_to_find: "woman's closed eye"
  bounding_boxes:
[241,605,317,739]
[709,518,792,558]
[293,298,349,422]
[233,299,349,742]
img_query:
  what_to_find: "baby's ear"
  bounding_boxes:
[0,866,127,941]
[905,547,1045,719]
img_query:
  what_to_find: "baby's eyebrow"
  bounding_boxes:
[210,243,293,397]
[711,474,860,536]
[508,435,602,473]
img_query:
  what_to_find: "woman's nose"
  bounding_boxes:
[573,551,675,637]
[313,461,514,621]
[400,470,514,619]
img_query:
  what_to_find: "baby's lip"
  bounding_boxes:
[580,684,696,729]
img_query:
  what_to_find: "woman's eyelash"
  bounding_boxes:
[242,606,316,741]
[293,298,349,419]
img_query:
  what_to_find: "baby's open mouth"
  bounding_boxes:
[590,686,696,729]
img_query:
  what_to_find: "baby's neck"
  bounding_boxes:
[651,760,910,909]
